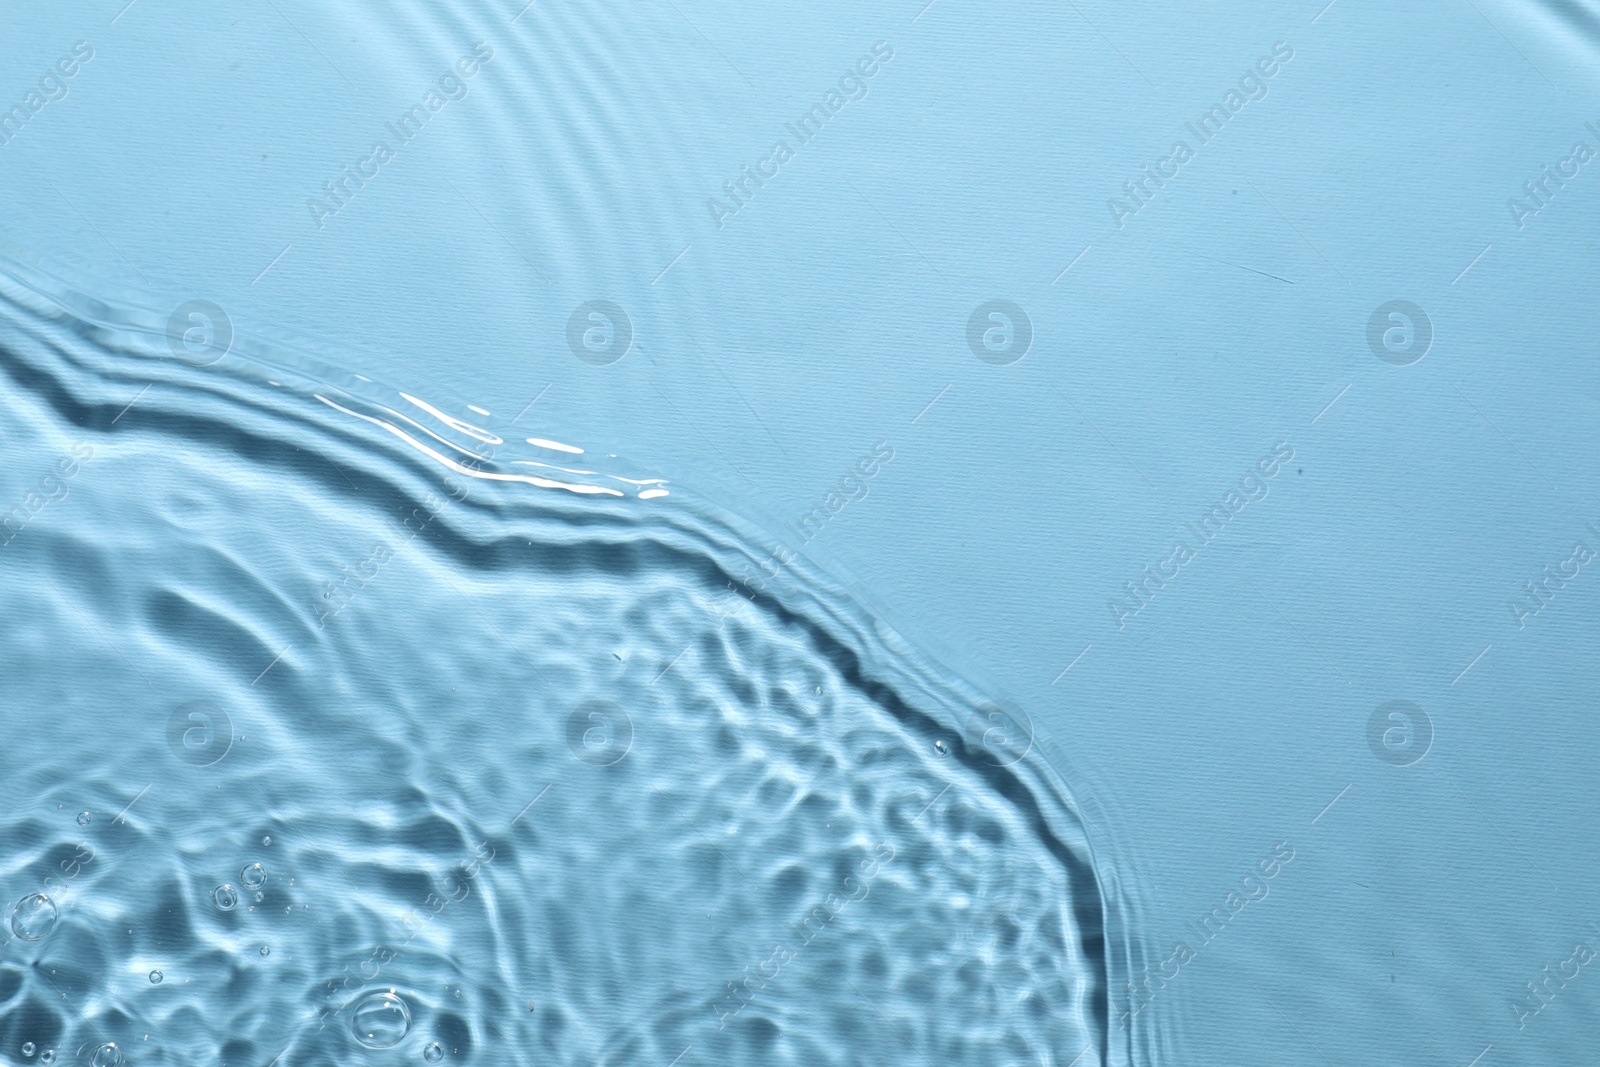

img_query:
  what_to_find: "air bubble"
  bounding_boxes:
[241,863,267,889]
[351,990,411,1048]
[89,1044,123,1067]
[934,740,948,755]
[22,1043,36,1056]
[260,946,270,956]
[76,812,91,826]
[262,836,271,846]
[40,1050,54,1065]
[10,894,58,941]
[149,970,162,984]
[423,1043,443,1063]
[212,885,238,911]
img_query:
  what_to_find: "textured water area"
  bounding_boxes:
[0,265,1129,1067]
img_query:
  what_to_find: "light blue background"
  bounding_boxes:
[4,0,1600,1062]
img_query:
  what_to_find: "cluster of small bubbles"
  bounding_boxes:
[10,893,59,941]
[76,811,91,826]
[149,970,162,984]
[352,990,411,1048]
[89,1044,122,1067]
[212,885,238,911]
[22,1042,36,1057]
[423,1044,443,1063]
[241,863,267,889]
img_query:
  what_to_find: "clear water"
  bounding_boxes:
[0,266,1121,1066]
[6,2,1600,1065]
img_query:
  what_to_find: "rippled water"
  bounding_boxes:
[0,262,1130,1067]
